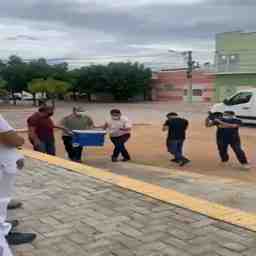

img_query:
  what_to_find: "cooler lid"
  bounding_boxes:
[72,130,106,134]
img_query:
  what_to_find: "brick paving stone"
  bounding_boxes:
[215,247,243,256]
[9,157,256,256]
[221,242,248,253]
[243,247,256,256]
[139,232,168,243]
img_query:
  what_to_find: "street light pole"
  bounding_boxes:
[187,51,193,104]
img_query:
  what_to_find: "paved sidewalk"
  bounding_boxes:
[87,160,256,214]
[10,158,256,256]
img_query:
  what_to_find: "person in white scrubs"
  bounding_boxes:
[0,115,36,255]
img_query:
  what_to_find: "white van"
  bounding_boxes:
[210,89,256,124]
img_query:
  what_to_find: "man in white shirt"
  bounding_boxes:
[103,109,132,162]
[0,115,36,255]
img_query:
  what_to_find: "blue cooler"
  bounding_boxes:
[72,130,106,147]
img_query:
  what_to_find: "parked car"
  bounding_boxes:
[210,89,256,124]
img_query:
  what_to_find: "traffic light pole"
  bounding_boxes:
[187,51,193,104]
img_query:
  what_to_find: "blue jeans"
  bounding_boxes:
[167,139,185,161]
[110,134,131,160]
[33,139,56,156]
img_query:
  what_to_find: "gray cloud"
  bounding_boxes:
[0,0,255,67]
[5,35,39,41]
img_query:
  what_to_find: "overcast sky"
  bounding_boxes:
[0,0,254,69]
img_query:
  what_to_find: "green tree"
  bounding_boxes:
[27,58,53,105]
[0,77,7,88]
[76,65,108,101]
[27,58,52,80]
[1,55,29,104]
[51,62,69,81]
[66,69,81,101]
[106,62,152,101]
[28,78,70,107]
[0,77,8,100]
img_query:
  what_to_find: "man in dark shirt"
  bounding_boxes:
[206,111,249,169]
[27,105,60,155]
[163,112,190,167]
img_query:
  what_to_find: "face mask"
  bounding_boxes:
[112,116,120,120]
[76,112,85,117]
[223,115,233,119]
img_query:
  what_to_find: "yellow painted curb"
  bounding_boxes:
[21,149,256,232]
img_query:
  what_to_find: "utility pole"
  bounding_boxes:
[168,49,196,103]
[187,51,194,104]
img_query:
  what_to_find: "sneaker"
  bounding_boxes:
[8,200,22,210]
[179,159,191,167]
[6,232,36,246]
[8,220,19,231]
[111,157,118,162]
[241,164,251,170]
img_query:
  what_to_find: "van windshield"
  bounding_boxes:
[226,92,253,106]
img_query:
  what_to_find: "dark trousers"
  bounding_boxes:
[33,139,56,156]
[110,134,131,160]
[217,136,248,164]
[62,136,83,162]
[167,139,186,161]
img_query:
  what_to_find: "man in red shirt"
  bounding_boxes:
[27,106,58,155]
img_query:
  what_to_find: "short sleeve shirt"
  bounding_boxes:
[164,118,189,140]
[108,116,132,137]
[60,114,94,136]
[27,112,54,141]
[216,118,242,141]
[0,115,23,171]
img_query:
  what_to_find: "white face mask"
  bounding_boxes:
[223,115,233,119]
[76,112,86,116]
[112,116,120,121]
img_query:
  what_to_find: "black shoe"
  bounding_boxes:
[112,157,118,162]
[6,232,36,246]
[8,200,22,210]
[179,159,191,167]
[122,158,131,162]
[170,158,179,163]
[8,220,19,231]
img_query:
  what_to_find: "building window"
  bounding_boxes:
[164,84,175,91]
[217,53,240,72]
[229,54,240,72]
[193,89,203,96]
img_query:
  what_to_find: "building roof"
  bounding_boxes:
[214,71,256,75]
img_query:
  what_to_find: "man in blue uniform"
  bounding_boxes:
[206,111,250,169]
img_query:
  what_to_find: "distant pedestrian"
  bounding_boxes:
[163,112,190,167]
[27,105,63,156]
[103,109,132,162]
[60,106,94,162]
[206,111,250,169]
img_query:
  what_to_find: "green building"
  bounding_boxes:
[215,31,256,101]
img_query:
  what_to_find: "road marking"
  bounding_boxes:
[22,149,256,232]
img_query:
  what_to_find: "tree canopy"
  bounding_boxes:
[0,55,152,103]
